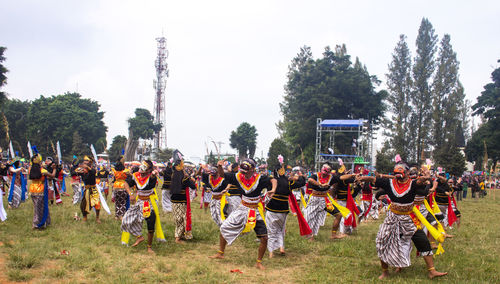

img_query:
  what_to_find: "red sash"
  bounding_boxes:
[186,187,192,232]
[288,195,312,236]
[447,196,457,226]
[344,185,360,228]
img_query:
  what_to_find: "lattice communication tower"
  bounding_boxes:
[153,37,169,149]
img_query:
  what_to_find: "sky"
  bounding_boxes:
[1,0,499,161]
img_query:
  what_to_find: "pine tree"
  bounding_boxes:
[385,34,412,160]
[432,34,463,154]
[410,18,437,162]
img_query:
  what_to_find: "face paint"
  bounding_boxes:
[394,167,406,180]
[139,161,148,173]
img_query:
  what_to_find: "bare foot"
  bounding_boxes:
[209,253,224,259]
[147,247,155,254]
[269,252,274,258]
[96,218,101,224]
[395,267,403,273]
[132,236,145,247]
[82,217,87,222]
[279,249,286,255]
[378,270,390,280]
[428,270,447,279]
[308,236,315,242]
[175,238,185,244]
[330,233,347,239]
[255,262,265,270]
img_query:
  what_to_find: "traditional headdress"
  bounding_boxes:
[337,158,345,174]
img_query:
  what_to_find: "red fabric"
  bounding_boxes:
[344,185,360,228]
[289,195,297,214]
[451,194,458,208]
[305,184,312,195]
[447,196,457,226]
[185,187,192,232]
[428,192,435,208]
[200,183,204,209]
[288,195,312,236]
[363,196,373,218]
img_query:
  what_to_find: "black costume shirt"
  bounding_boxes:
[79,169,97,186]
[435,180,451,205]
[224,172,272,198]
[201,173,227,193]
[125,173,157,192]
[171,176,196,203]
[335,177,356,201]
[265,176,306,213]
[307,173,339,192]
[374,177,427,205]
[160,167,173,190]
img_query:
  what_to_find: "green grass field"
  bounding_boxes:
[0,187,499,283]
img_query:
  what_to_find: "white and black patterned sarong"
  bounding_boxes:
[225,195,242,216]
[8,184,22,208]
[121,199,153,237]
[303,196,326,236]
[161,189,172,212]
[209,196,223,227]
[220,203,265,245]
[266,211,287,252]
[203,190,212,204]
[376,210,417,268]
[72,182,82,205]
[438,205,449,228]
[337,200,353,234]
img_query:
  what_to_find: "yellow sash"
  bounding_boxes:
[220,193,228,221]
[327,193,351,218]
[121,192,165,245]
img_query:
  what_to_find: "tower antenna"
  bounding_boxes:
[153,36,169,150]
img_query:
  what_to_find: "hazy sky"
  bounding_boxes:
[1,0,499,161]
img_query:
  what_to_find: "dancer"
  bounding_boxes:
[76,156,101,223]
[170,151,197,243]
[210,159,277,269]
[224,163,242,216]
[265,160,306,257]
[159,162,173,213]
[28,150,56,229]
[304,163,347,240]
[112,156,129,220]
[97,165,110,199]
[7,158,25,209]
[200,165,227,227]
[70,158,82,205]
[357,158,447,280]
[121,160,165,253]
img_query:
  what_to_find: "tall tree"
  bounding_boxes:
[431,34,467,167]
[0,46,7,106]
[229,122,258,159]
[385,34,413,159]
[24,92,107,157]
[410,18,437,162]
[124,108,162,161]
[108,135,127,162]
[466,60,500,169]
[375,140,395,174]
[431,34,460,149]
[279,44,386,165]
[0,99,29,154]
[266,138,290,169]
[0,47,10,144]
[71,131,86,158]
